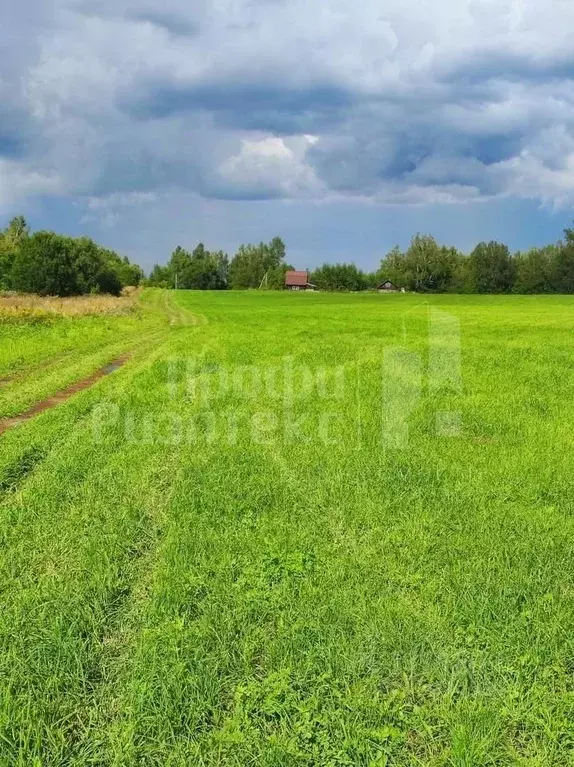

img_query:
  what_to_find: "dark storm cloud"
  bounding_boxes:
[120,80,353,120]
[3,0,574,220]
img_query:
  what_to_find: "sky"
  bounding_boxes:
[2,0,574,272]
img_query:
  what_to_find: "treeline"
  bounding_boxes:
[149,225,574,294]
[378,232,574,294]
[0,217,143,296]
[147,237,291,290]
[314,228,574,293]
[5,216,574,296]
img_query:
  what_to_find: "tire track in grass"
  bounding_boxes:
[0,288,174,420]
[164,289,208,327]
[0,354,131,436]
[78,442,404,766]
[0,446,47,495]
[73,442,289,765]
[0,292,211,763]
[0,322,170,428]
[0,341,187,765]
[0,343,154,499]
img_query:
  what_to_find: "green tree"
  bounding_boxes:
[550,226,574,293]
[514,246,556,294]
[10,232,127,296]
[379,238,465,293]
[409,235,458,292]
[4,216,29,247]
[167,246,193,288]
[211,250,230,289]
[264,263,294,290]
[0,216,30,290]
[378,245,407,288]
[12,232,79,296]
[0,238,16,290]
[162,244,229,290]
[229,237,288,289]
[310,263,368,291]
[183,243,228,290]
[146,264,171,288]
[468,241,515,293]
[71,237,118,295]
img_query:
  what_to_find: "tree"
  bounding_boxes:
[4,216,29,247]
[12,232,79,296]
[0,237,16,291]
[265,263,294,290]
[378,245,407,288]
[468,241,515,293]
[229,237,288,289]
[106,253,144,287]
[10,232,132,296]
[71,238,120,295]
[0,216,30,290]
[167,246,193,288]
[410,236,458,292]
[162,243,229,290]
[184,244,228,290]
[550,226,574,293]
[514,246,556,294]
[146,264,171,288]
[311,263,368,291]
[210,250,230,289]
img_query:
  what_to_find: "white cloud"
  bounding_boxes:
[0,159,62,212]
[217,136,323,198]
[3,0,574,215]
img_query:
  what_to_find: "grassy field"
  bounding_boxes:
[1,289,574,765]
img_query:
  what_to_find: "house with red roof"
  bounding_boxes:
[284,270,316,291]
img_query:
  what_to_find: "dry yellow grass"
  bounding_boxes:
[0,289,141,322]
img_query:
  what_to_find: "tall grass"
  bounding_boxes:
[0,288,141,323]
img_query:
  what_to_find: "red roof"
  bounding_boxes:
[285,270,309,286]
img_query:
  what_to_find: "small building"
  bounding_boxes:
[285,270,316,291]
[377,280,400,293]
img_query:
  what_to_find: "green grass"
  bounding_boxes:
[1,290,574,765]
[0,290,169,418]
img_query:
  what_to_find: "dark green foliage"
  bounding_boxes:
[1,216,142,296]
[12,232,79,296]
[378,236,465,293]
[0,216,30,290]
[514,246,557,294]
[0,239,16,291]
[229,237,287,289]
[146,264,171,288]
[378,228,574,294]
[310,262,368,291]
[11,232,125,296]
[162,243,229,289]
[6,213,574,297]
[550,227,574,293]
[148,223,574,295]
[469,241,515,293]
[265,264,294,290]
[103,251,144,287]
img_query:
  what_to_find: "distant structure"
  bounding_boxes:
[285,270,316,291]
[377,280,400,293]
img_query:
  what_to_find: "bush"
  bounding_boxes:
[11,232,129,296]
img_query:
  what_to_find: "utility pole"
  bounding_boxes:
[175,272,178,290]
